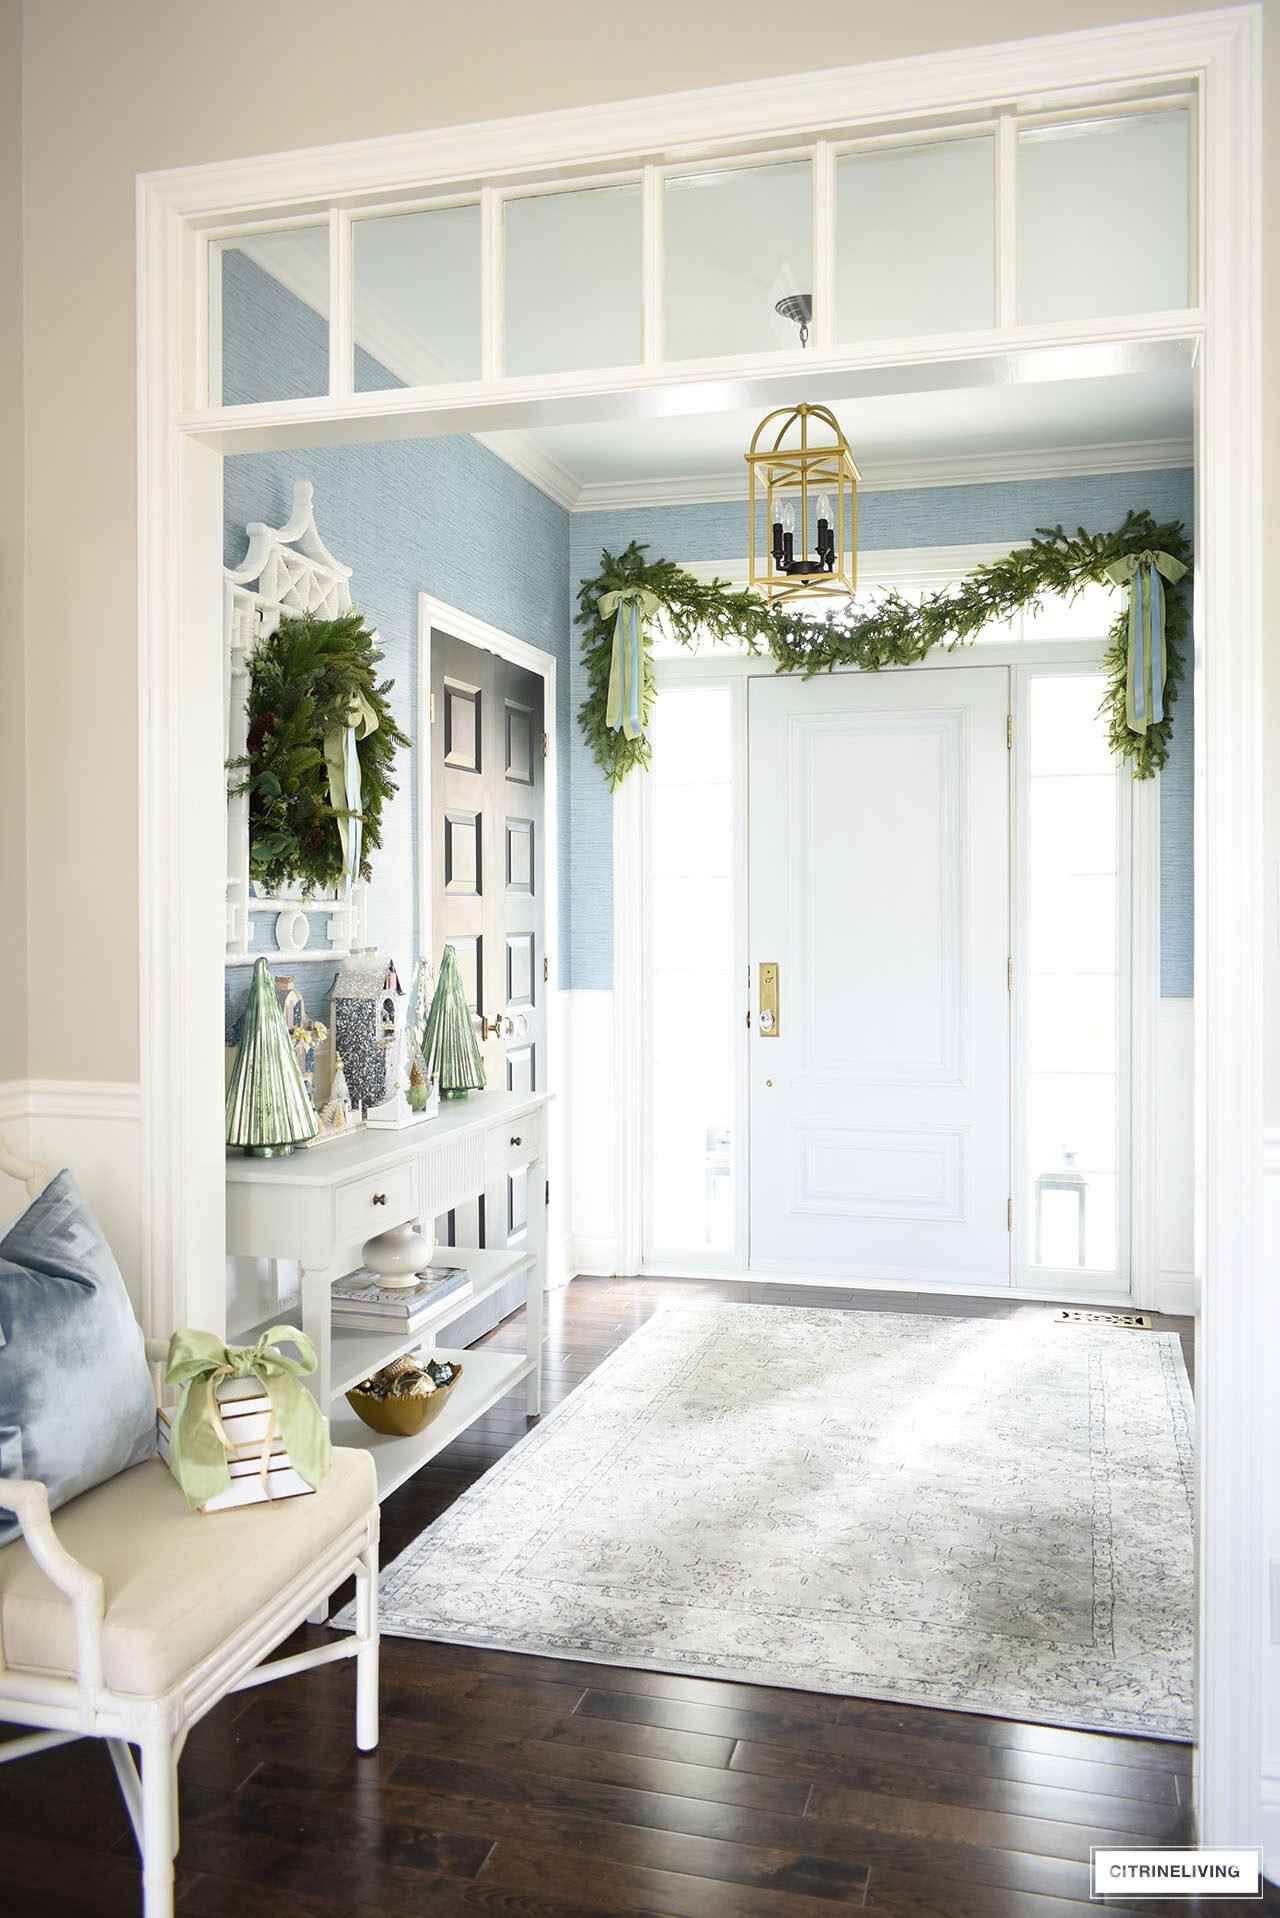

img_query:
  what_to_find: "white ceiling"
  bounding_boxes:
[232,229,1194,508]
[505,369,1194,505]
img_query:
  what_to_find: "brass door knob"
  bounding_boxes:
[481,1013,513,1040]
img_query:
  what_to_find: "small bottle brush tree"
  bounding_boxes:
[421,945,486,1100]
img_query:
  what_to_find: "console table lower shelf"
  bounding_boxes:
[333,1342,537,1500]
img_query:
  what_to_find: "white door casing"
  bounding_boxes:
[748,666,1011,1285]
[136,9,1263,1849]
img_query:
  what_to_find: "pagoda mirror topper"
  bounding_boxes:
[747,401,861,602]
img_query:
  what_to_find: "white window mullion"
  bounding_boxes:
[811,140,836,348]
[641,164,664,364]
[328,208,353,397]
[480,186,504,382]
[995,112,1018,329]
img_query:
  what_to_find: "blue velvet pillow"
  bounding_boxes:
[0,1169,156,1546]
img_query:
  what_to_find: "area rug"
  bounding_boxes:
[354,1302,1194,1738]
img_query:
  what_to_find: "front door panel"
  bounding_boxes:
[748,666,1011,1285]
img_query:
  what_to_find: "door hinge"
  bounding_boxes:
[1006,713,1013,749]
[542,731,549,759]
[429,692,437,724]
[543,956,549,983]
[1007,955,1013,991]
[1007,1198,1014,1232]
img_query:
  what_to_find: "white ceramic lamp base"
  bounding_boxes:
[361,1219,433,1287]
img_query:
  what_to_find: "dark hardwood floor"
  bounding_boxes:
[2,1278,1249,1916]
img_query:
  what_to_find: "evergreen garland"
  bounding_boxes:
[578,509,1191,787]
[229,610,410,896]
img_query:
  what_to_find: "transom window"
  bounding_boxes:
[206,98,1194,410]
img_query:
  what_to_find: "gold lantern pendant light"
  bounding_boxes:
[746,401,861,602]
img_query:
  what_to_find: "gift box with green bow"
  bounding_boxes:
[163,1325,334,1511]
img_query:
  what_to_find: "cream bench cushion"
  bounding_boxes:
[0,1446,375,1696]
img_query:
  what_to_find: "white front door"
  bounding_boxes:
[748,665,1011,1285]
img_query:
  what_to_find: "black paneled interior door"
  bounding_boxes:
[430,626,545,1260]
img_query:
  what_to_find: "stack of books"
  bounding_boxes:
[157,1375,316,1514]
[330,1264,472,1336]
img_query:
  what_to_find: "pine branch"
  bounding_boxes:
[577,513,1191,786]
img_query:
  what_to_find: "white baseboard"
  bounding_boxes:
[568,1234,621,1278]
[0,1078,144,1314]
[1157,1269,1199,1317]
[565,990,620,1273]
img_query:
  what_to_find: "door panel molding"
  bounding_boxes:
[793,706,968,1087]
[793,1122,968,1223]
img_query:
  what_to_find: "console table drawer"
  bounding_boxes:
[486,1111,543,1178]
[334,1162,417,1244]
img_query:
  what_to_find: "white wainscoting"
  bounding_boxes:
[564,990,619,1278]
[0,1080,144,1315]
[1155,998,1197,1316]
[562,991,1197,1303]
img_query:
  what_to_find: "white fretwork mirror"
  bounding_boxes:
[224,481,369,964]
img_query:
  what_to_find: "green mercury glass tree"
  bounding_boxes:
[226,956,319,1155]
[421,944,486,1100]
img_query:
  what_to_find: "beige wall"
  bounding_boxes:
[1,0,25,1082]
[13,0,1275,1094]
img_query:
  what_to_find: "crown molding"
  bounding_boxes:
[472,431,581,511]
[144,9,1248,220]
[570,438,1194,512]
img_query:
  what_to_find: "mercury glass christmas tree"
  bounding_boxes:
[226,956,319,1155]
[421,944,486,1100]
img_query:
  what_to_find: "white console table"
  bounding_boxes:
[225,1088,550,1502]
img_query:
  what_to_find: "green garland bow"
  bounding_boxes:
[165,1325,333,1511]
[577,510,1191,787]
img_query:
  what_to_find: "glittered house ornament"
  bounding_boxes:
[366,964,439,1131]
[329,953,406,1115]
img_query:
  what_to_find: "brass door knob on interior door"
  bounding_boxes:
[480,1013,513,1040]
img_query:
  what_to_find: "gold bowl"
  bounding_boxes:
[345,1364,462,1437]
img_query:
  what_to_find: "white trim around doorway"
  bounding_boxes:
[623,637,1176,1309]
[136,3,1261,1853]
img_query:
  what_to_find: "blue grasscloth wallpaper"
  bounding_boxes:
[568,468,1194,996]
[222,254,570,1031]
[222,252,1193,1017]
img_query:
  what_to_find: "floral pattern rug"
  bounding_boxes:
[353,1302,1194,1737]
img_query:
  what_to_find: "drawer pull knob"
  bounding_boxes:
[371,1192,388,1206]
[510,1135,522,1147]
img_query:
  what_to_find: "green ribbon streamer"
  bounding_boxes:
[322,689,380,890]
[598,587,660,741]
[164,1325,333,1511]
[1104,550,1187,737]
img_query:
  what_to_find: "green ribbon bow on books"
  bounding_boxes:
[1103,549,1188,737]
[164,1325,334,1511]
[597,586,660,741]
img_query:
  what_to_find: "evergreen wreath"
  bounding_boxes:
[229,610,410,896]
[578,508,1190,787]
